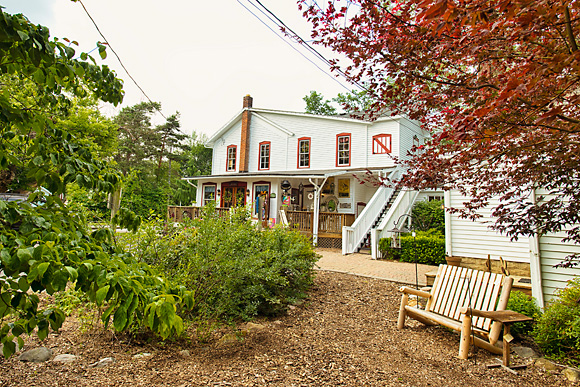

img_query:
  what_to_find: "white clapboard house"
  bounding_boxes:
[173,95,439,252]
[173,95,578,307]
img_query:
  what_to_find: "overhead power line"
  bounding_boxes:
[76,0,168,121]
[241,0,367,92]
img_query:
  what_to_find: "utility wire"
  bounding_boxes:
[238,0,364,92]
[249,0,367,91]
[76,0,168,121]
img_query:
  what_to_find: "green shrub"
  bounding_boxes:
[120,203,319,322]
[506,291,542,337]
[533,278,580,365]
[411,200,445,234]
[379,230,445,265]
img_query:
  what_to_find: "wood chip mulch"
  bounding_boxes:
[0,271,571,386]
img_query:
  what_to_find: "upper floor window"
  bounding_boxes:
[372,134,392,154]
[226,145,237,171]
[259,141,270,170]
[298,137,310,168]
[336,133,351,167]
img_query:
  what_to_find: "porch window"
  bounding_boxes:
[203,184,216,206]
[259,141,270,170]
[298,137,310,168]
[336,133,351,167]
[253,182,270,219]
[372,134,392,154]
[226,145,237,172]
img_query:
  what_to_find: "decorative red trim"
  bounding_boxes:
[297,137,311,169]
[336,133,351,167]
[372,133,392,154]
[258,141,271,171]
[226,145,237,172]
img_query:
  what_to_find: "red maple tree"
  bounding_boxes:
[301,0,580,266]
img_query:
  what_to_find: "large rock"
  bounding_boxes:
[18,347,52,362]
[563,368,580,382]
[53,354,78,363]
[89,357,115,368]
[534,358,559,371]
[512,346,538,359]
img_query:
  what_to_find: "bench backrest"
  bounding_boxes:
[426,265,509,332]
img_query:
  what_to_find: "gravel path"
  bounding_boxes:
[315,248,436,286]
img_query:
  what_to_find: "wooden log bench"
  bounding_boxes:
[398,264,514,359]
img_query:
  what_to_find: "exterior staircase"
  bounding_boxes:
[356,187,401,252]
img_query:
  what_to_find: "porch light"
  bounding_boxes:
[217,189,221,196]
[281,180,291,191]
[246,189,250,195]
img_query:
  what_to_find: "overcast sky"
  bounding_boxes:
[2,0,351,137]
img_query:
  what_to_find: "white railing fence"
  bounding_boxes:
[342,168,401,254]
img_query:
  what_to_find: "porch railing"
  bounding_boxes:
[167,206,229,221]
[285,210,355,235]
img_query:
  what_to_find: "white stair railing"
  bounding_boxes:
[370,189,420,259]
[342,168,401,254]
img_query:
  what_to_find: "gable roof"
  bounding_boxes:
[205,107,403,147]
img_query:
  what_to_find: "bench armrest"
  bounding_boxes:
[399,286,431,299]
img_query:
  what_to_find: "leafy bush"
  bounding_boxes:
[533,278,580,365]
[379,230,445,265]
[121,204,319,321]
[411,200,445,234]
[506,291,541,337]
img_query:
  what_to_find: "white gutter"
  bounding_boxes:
[529,188,545,309]
[444,190,452,257]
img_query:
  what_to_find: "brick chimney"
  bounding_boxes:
[240,95,253,173]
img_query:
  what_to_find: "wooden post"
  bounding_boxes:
[459,314,472,359]
[398,293,409,329]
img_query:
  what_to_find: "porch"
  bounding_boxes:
[167,206,355,248]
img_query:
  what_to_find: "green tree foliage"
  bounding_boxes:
[411,200,445,234]
[303,90,336,115]
[332,89,373,115]
[114,101,162,177]
[171,133,212,206]
[0,9,191,357]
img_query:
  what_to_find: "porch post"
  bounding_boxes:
[312,185,320,246]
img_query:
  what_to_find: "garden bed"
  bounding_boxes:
[0,272,569,386]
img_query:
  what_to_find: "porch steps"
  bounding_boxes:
[356,187,402,252]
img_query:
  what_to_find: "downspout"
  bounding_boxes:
[444,190,452,257]
[309,177,328,246]
[529,188,545,309]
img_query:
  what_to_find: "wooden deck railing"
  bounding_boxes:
[285,211,355,236]
[167,206,229,221]
[168,206,355,237]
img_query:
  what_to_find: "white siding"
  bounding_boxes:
[247,116,288,172]
[535,189,580,303]
[447,190,530,263]
[211,120,242,174]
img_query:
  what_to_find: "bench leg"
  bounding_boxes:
[397,293,409,329]
[459,314,472,360]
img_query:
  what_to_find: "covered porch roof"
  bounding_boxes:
[182,167,393,183]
